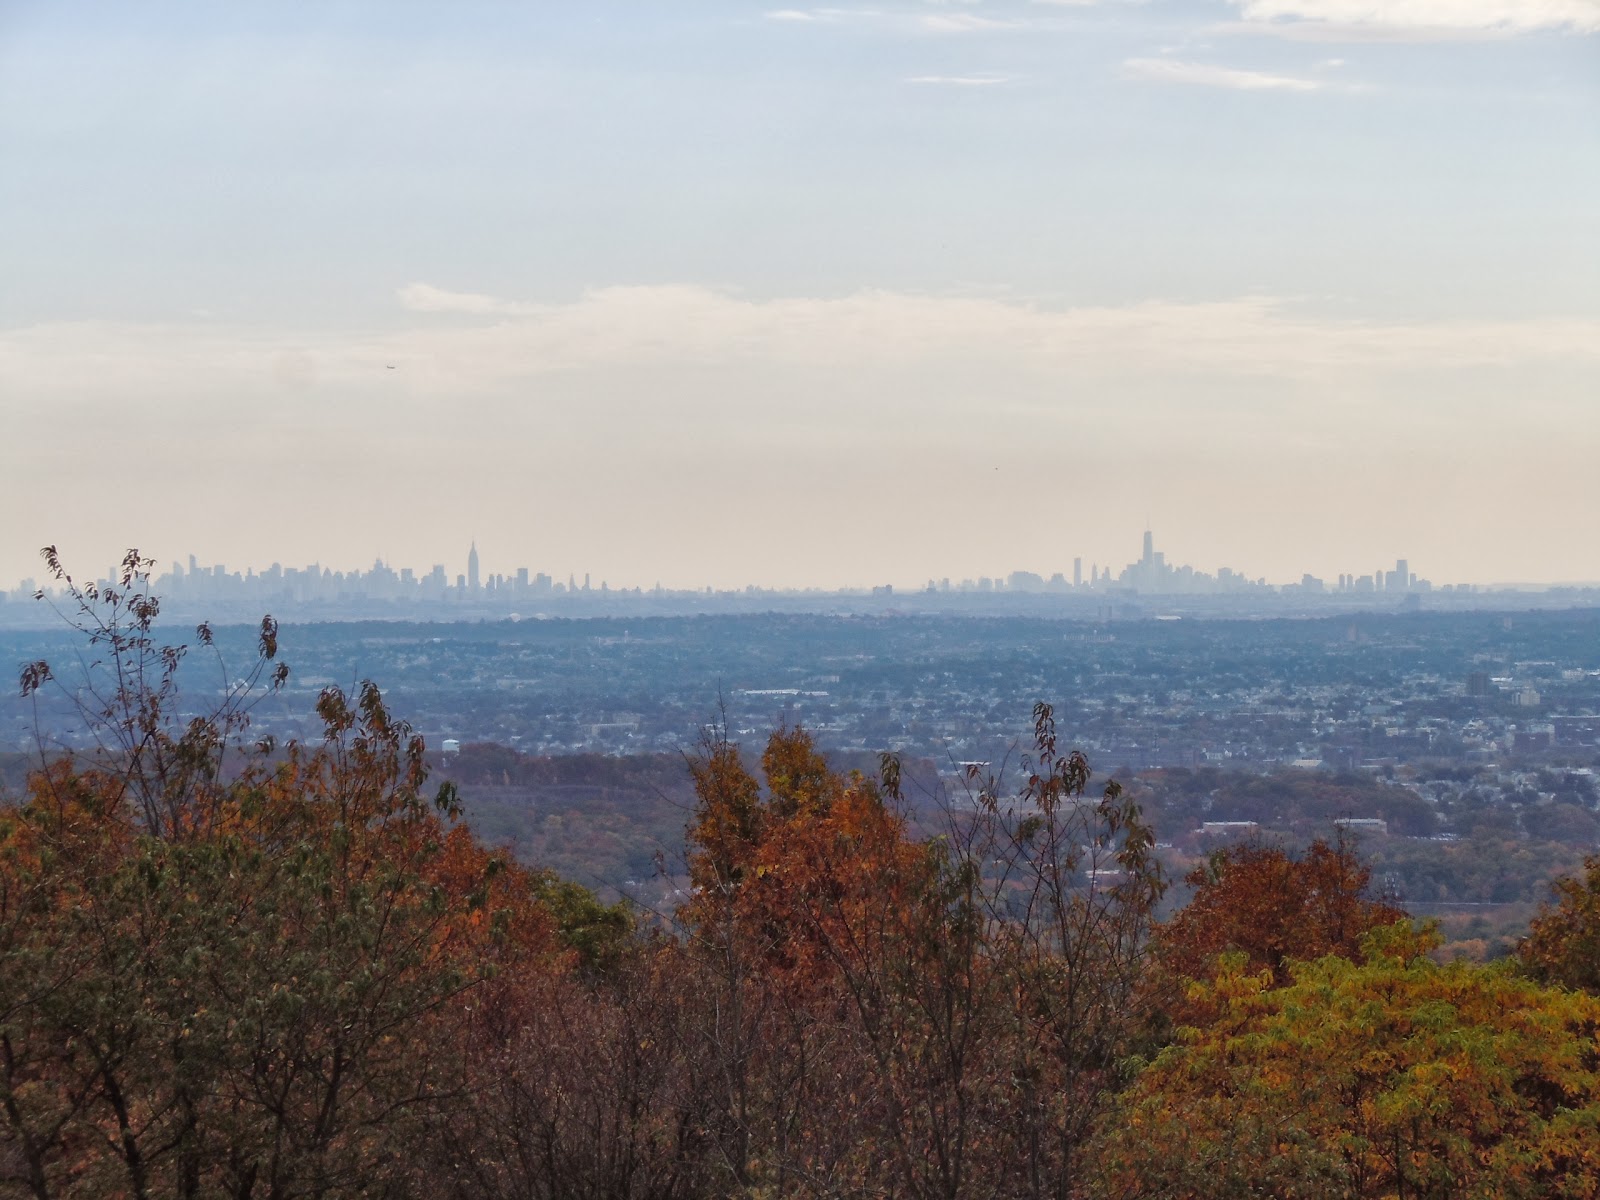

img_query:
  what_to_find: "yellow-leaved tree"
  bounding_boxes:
[1094,922,1600,1200]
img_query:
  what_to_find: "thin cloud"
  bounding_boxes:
[905,73,1016,84]
[12,291,1600,419]
[763,7,883,24]
[919,12,1026,32]
[763,6,1022,33]
[1122,57,1323,91]
[369,284,1600,379]
[1225,0,1600,38]
[398,282,533,316]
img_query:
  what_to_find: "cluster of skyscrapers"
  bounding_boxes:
[0,533,1478,624]
[943,533,1442,599]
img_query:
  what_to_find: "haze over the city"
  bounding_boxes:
[3,0,1597,590]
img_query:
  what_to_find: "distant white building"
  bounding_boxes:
[1200,821,1258,836]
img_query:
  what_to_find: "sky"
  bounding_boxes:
[2,0,1597,592]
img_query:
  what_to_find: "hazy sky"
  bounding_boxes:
[3,0,1597,591]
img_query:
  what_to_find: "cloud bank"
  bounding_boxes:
[8,286,1597,403]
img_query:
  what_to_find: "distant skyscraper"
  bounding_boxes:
[467,540,480,591]
[1073,557,1082,588]
[1142,529,1154,567]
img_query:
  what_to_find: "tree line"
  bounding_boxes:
[3,551,1599,1198]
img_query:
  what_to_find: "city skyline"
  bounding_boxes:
[6,529,1581,611]
[11,509,1600,597]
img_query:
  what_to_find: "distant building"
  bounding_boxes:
[1551,716,1600,746]
[1514,726,1555,752]
[1324,746,1358,771]
[467,541,480,592]
[1466,671,1491,697]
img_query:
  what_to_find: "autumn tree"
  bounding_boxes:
[1154,835,1407,990]
[945,703,1167,1200]
[1,549,566,1198]
[431,933,717,1200]
[1519,853,1600,993]
[1093,923,1600,1200]
[675,725,929,1192]
[674,709,1166,1199]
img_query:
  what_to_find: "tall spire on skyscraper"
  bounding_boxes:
[467,539,480,591]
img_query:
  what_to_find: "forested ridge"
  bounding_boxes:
[4,554,1600,1198]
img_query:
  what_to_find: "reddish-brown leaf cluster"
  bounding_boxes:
[1519,853,1600,993]
[1155,836,1407,986]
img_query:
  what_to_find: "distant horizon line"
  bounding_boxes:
[5,539,1600,599]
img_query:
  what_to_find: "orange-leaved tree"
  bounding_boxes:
[1154,834,1407,993]
[676,724,941,1193]
[676,708,1166,1200]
